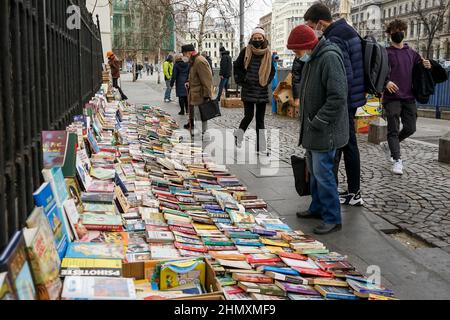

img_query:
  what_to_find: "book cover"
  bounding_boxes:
[23,225,62,300]
[65,177,84,213]
[42,131,68,169]
[232,273,273,284]
[174,242,208,253]
[65,243,125,260]
[0,272,16,300]
[42,167,69,207]
[61,276,136,300]
[61,258,122,278]
[62,133,78,177]
[346,279,395,297]
[275,281,320,296]
[292,267,334,278]
[259,266,301,276]
[288,293,324,300]
[315,285,359,300]
[146,231,175,243]
[81,213,123,232]
[217,259,252,270]
[265,271,308,285]
[0,231,37,300]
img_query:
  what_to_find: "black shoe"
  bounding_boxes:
[179,112,185,115]
[183,123,190,130]
[296,210,322,219]
[313,223,342,235]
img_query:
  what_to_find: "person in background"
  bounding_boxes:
[381,19,431,175]
[150,63,154,76]
[202,52,214,76]
[170,53,190,115]
[287,25,349,235]
[216,46,232,102]
[304,3,366,207]
[182,44,213,137]
[233,27,275,155]
[163,55,174,102]
[106,51,128,101]
[291,57,304,108]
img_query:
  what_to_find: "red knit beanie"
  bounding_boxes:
[287,25,319,50]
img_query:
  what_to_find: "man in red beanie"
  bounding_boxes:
[287,25,349,235]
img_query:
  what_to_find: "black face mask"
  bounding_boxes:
[252,40,264,48]
[391,32,405,44]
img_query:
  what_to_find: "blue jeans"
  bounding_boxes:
[164,80,172,100]
[306,149,342,225]
[216,77,229,101]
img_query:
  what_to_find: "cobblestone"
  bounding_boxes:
[210,108,450,249]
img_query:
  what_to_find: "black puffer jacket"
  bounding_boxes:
[292,57,305,99]
[220,51,232,78]
[234,47,275,103]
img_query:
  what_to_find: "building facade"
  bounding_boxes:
[185,17,237,68]
[86,0,113,63]
[259,12,273,44]
[271,0,315,67]
[351,0,450,60]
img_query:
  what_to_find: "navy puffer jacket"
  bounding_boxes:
[323,19,366,109]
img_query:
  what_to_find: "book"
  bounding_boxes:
[65,243,125,260]
[86,181,115,193]
[217,259,253,270]
[250,293,288,300]
[42,130,68,168]
[63,199,81,241]
[316,261,356,272]
[288,293,324,300]
[0,231,37,300]
[238,282,287,296]
[314,285,359,300]
[61,276,136,300]
[23,224,62,300]
[32,184,70,259]
[278,252,308,261]
[61,258,122,278]
[81,213,123,232]
[292,267,334,278]
[281,257,319,269]
[346,279,395,298]
[232,273,273,284]
[146,231,175,243]
[260,238,290,248]
[0,272,15,300]
[42,167,69,207]
[62,133,78,177]
[308,278,349,287]
[265,271,308,285]
[174,242,208,253]
[275,281,320,296]
[246,253,282,264]
[65,177,84,213]
[150,245,181,260]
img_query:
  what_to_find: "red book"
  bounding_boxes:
[292,267,334,278]
[42,131,68,168]
[169,226,197,235]
[232,273,273,284]
[83,224,124,232]
[278,252,308,261]
[174,242,208,253]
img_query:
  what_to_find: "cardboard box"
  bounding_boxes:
[122,258,224,300]
[273,73,293,104]
[221,98,243,108]
[277,101,287,116]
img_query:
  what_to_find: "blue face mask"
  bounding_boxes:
[300,53,311,63]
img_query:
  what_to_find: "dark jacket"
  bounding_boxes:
[219,51,232,78]
[323,18,366,109]
[170,60,189,97]
[292,57,305,100]
[204,55,214,76]
[233,47,276,103]
[298,38,349,152]
[108,58,121,79]
[412,62,435,103]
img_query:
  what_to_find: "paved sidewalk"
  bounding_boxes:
[121,74,450,300]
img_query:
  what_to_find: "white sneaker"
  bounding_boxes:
[392,160,403,175]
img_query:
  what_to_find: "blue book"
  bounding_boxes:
[233,239,264,247]
[65,243,124,260]
[259,266,301,276]
[42,167,69,207]
[33,183,70,259]
[264,223,292,232]
[316,285,360,300]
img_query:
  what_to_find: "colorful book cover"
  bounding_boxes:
[81,213,123,232]
[315,285,360,300]
[32,184,69,259]
[23,225,62,300]
[275,281,321,296]
[65,243,125,260]
[159,259,206,291]
[42,167,69,207]
[0,272,16,300]
[65,177,84,213]
[0,231,37,300]
[61,258,122,277]
[42,130,68,169]
[61,276,136,300]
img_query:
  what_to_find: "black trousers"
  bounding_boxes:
[112,78,127,100]
[239,101,267,151]
[334,108,361,194]
[384,101,417,161]
[179,96,188,114]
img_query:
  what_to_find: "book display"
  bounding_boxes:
[0,85,396,301]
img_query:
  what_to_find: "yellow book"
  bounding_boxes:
[260,238,290,248]
[192,223,218,231]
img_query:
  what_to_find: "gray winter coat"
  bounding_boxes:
[298,38,349,152]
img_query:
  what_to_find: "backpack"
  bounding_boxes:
[359,35,390,96]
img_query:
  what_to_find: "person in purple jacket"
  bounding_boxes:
[381,19,431,175]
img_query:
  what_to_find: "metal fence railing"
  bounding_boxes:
[0,0,103,251]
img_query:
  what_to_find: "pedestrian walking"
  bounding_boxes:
[202,52,214,76]
[163,55,174,102]
[106,51,128,101]
[182,44,213,137]
[150,64,154,76]
[233,27,275,154]
[304,3,366,206]
[381,19,431,175]
[170,53,190,115]
[216,46,232,102]
[287,25,349,235]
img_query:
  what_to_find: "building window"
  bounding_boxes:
[399,5,402,14]
[214,42,217,48]
[394,7,396,16]
[405,3,408,12]
[388,8,391,17]
[410,21,414,37]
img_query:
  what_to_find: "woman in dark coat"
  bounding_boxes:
[170,54,190,115]
[233,27,275,154]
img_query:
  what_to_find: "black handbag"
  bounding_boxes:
[291,155,311,197]
[198,99,221,122]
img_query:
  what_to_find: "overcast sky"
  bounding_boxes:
[244,0,273,33]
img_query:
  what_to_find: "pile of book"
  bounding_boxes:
[0,90,396,300]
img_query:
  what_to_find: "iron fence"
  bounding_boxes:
[0,0,103,251]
